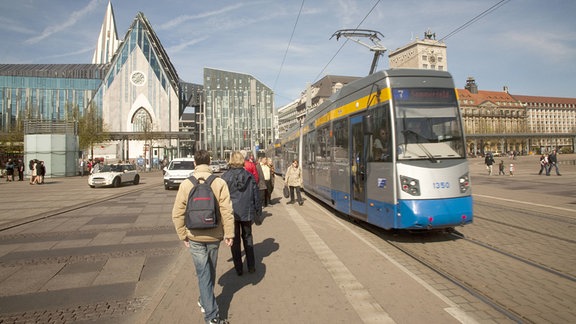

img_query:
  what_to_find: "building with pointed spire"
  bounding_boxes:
[92,1,120,64]
[89,11,183,163]
[0,1,276,175]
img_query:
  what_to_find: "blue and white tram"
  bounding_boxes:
[280,69,473,230]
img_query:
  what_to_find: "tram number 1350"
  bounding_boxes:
[432,181,450,189]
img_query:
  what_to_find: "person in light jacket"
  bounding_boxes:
[285,159,303,205]
[171,149,234,324]
[221,151,262,276]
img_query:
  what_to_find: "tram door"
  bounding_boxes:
[350,115,368,220]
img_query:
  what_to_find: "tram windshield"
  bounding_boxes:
[393,88,465,161]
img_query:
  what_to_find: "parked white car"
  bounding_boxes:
[163,157,195,190]
[209,161,221,173]
[218,159,229,171]
[88,163,139,188]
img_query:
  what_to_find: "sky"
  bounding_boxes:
[1,0,575,108]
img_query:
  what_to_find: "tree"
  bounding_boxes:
[77,104,109,159]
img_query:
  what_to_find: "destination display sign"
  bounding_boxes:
[392,88,456,103]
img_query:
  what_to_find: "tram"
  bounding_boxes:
[275,69,473,230]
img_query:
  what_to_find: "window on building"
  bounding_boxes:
[132,108,152,132]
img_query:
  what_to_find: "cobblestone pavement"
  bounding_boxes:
[0,155,574,323]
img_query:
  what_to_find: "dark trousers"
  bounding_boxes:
[231,220,255,274]
[265,180,272,204]
[289,185,303,204]
[259,189,267,207]
[538,164,546,175]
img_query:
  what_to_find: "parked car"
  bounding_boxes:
[209,160,221,173]
[88,163,139,188]
[218,159,229,171]
[163,157,195,190]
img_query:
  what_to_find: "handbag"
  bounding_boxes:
[283,185,290,198]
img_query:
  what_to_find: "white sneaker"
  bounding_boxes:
[198,299,205,313]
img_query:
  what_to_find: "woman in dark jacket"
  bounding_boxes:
[221,151,262,275]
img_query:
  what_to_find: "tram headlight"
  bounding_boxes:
[459,173,470,193]
[400,175,420,196]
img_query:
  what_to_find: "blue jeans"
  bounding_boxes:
[547,163,560,175]
[188,240,220,322]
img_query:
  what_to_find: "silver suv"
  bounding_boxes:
[88,163,139,188]
[163,158,195,190]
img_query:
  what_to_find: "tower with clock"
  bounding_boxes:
[388,29,448,71]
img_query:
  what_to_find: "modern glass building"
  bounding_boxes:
[0,64,106,131]
[0,2,276,175]
[203,68,275,159]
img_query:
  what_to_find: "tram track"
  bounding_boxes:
[353,215,576,324]
[0,181,181,323]
[0,183,161,233]
[449,230,576,282]
[304,185,575,324]
[471,215,576,244]
[357,222,528,323]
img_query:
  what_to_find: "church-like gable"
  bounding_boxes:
[91,11,180,136]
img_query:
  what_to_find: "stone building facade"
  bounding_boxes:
[459,77,575,155]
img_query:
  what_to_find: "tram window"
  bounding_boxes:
[333,119,348,163]
[395,103,466,159]
[318,126,330,161]
[369,104,392,162]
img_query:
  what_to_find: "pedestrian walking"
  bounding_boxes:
[17,159,24,181]
[37,161,46,183]
[221,151,262,276]
[5,159,14,182]
[255,157,268,207]
[484,153,495,175]
[498,160,506,175]
[547,149,561,176]
[29,159,36,184]
[80,159,85,177]
[285,159,303,205]
[509,163,515,176]
[265,157,275,204]
[242,151,259,183]
[171,149,234,324]
[538,154,548,175]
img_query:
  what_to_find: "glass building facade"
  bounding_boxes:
[0,64,106,132]
[203,68,275,159]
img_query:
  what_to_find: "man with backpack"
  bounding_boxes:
[171,149,234,324]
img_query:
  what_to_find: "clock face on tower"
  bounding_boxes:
[130,71,146,86]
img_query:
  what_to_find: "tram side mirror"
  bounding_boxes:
[364,115,374,135]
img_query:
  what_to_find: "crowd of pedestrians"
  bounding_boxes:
[170,149,284,324]
[483,149,564,177]
[2,159,45,184]
[539,149,562,176]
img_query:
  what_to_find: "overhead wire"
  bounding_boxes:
[440,0,510,42]
[313,0,382,82]
[396,0,510,69]
[276,0,509,104]
[272,0,305,93]
[314,0,510,75]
